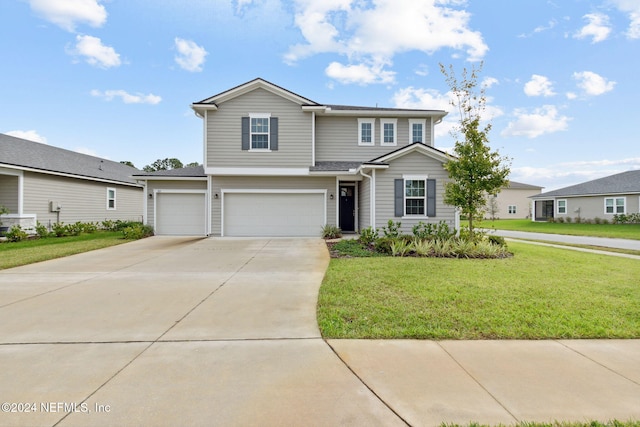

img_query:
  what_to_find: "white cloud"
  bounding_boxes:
[91,89,162,105]
[524,74,556,97]
[573,71,616,96]
[28,0,107,32]
[286,0,488,84]
[174,38,208,72]
[74,146,103,158]
[5,130,48,144]
[325,61,395,85]
[501,105,570,138]
[573,13,611,43]
[70,35,121,68]
[609,0,640,39]
[482,77,499,89]
[518,19,557,38]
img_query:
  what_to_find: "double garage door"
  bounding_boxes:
[224,192,325,237]
[155,192,207,236]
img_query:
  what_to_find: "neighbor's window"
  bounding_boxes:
[557,199,567,214]
[405,179,426,215]
[250,115,270,150]
[605,197,625,214]
[107,188,116,210]
[409,119,426,144]
[358,118,375,146]
[508,205,517,214]
[381,119,397,146]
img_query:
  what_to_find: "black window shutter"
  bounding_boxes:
[394,179,404,217]
[427,179,436,217]
[270,117,278,151]
[241,117,250,150]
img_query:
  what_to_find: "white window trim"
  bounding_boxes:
[604,197,626,214]
[358,118,375,146]
[408,119,426,144]
[249,113,271,152]
[508,205,517,214]
[380,118,397,146]
[107,187,116,210]
[557,199,567,215]
[403,174,428,218]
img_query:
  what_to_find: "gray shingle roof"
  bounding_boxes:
[309,161,363,172]
[532,169,640,198]
[507,180,543,190]
[133,165,205,177]
[325,104,446,114]
[0,133,141,185]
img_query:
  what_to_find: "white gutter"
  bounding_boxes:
[311,111,316,166]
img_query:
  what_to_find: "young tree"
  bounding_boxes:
[440,62,510,239]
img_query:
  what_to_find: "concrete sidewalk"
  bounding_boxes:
[488,229,640,251]
[0,237,639,426]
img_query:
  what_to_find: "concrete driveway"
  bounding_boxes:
[0,237,402,427]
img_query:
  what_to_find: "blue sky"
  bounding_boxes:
[1,0,639,191]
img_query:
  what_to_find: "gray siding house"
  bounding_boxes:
[0,133,143,232]
[487,181,543,219]
[136,78,456,237]
[530,169,640,222]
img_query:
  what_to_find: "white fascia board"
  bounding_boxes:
[320,109,448,119]
[154,189,207,194]
[191,103,218,118]
[135,176,207,181]
[301,105,328,112]
[206,167,310,176]
[375,144,450,164]
[360,164,389,170]
[0,163,143,188]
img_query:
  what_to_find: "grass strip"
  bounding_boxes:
[0,232,128,270]
[318,241,640,339]
[485,219,640,240]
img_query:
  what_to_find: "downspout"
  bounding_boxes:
[311,111,316,166]
[359,168,374,229]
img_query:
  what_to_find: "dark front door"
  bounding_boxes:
[339,185,355,232]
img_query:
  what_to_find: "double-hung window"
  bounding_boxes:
[107,188,116,210]
[605,197,625,214]
[508,205,517,214]
[380,119,397,146]
[358,118,375,146]
[250,114,270,150]
[557,199,567,214]
[408,119,426,144]
[405,178,426,215]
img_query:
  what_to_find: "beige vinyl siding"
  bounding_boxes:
[0,175,19,212]
[374,151,454,233]
[210,176,336,236]
[490,188,541,219]
[358,178,371,230]
[145,180,208,229]
[206,88,312,168]
[22,172,142,226]
[554,194,640,221]
[315,116,433,162]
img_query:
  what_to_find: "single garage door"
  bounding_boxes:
[156,192,206,236]
[224,192,325,237]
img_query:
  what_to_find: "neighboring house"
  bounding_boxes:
[0,133,143,232]
[486,181,543,220]
[135,78,457,237]
[530,169,640,222]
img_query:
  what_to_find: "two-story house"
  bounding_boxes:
[135,78,457,237]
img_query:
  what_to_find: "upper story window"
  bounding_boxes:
[381,119,397,146]
[605,197,625,214]
[409,119,426,144]
[107,188,116,210]
[241,114,278,151]
[358,118,375,146]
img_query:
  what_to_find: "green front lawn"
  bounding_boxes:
[0,232,128,270]
[318,241,640,339]
[485,219,640,240]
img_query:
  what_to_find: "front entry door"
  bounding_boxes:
[339,185,355,232]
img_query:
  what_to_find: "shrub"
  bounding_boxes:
[358,226,378,247]
[412,221,435,239]
[432,238,455,257]
[5,225,28,242]
[602,219,610,225]
[381,219,402,238]
[594,217,602,224]
[412,239,433,256]
[321,224,342,239]
[487,235,506,247]
[52,222,69,237]
[390,239,413,257]
[564,217,572,223]
[330,239,376,257]
[574,217,582,224]
[35,222,51,238]
[122,224,154,240]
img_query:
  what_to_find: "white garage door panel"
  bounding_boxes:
[156,193,206,236]
[224,193,324,237]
